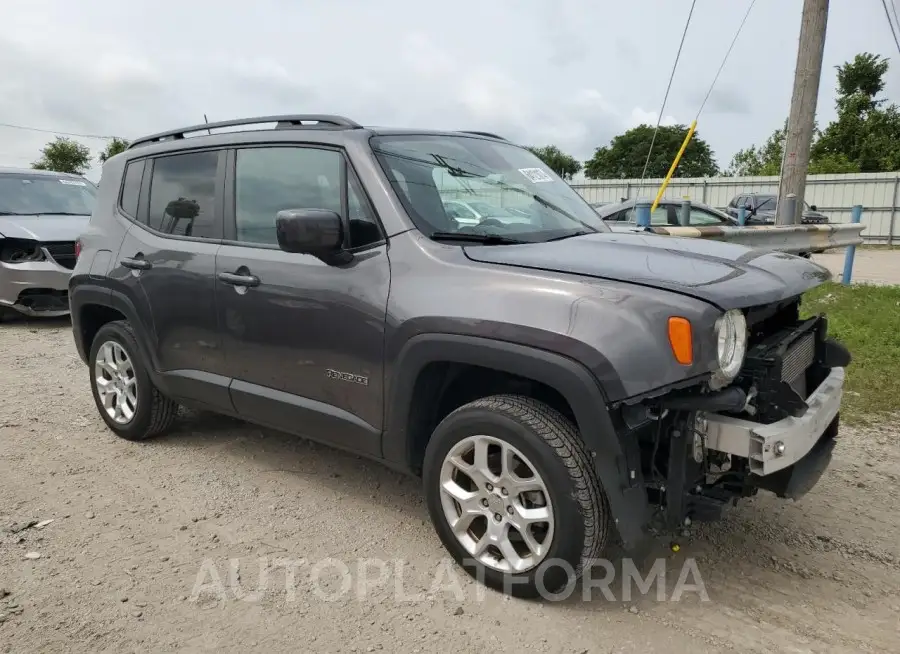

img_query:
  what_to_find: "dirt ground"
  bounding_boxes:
[1,318,898,654]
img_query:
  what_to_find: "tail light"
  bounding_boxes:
[75,239,82,259]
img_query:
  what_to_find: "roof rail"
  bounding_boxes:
[458,130,507,141]
[127,114,362,150]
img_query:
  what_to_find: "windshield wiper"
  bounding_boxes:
[544,230,595,242]
[430,231,527,245]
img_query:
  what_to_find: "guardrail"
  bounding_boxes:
[645,223,865,254]
[623,198,866,256]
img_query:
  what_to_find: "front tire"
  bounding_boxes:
[88,320,178,441]
[423,394,609,598]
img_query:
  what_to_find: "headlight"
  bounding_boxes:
[713,309,747,383]
[0,238,45,264]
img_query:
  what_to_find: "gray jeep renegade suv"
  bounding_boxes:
[70,114,851,597]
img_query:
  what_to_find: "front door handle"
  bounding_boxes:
[217,271,260,287]
[121,256,152,271]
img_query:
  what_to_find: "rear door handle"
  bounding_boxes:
[217,271,260,287]
[121,256,152,271]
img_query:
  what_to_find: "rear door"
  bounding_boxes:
[112,149,230,410]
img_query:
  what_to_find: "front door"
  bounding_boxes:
[216,145,390,457]
[113,149,230,410]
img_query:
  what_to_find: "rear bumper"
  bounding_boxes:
[700,366,844,497]
[0,260,72,317]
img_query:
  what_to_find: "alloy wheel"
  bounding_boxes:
[438,434,554,573]
[94,340,138,425]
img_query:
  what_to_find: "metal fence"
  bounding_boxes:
[570,172,900,244]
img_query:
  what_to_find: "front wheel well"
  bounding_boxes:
[78,304,127,358]
[406,362,576,474]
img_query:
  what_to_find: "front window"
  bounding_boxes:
[370,134,609,243]
[0,173,97,216]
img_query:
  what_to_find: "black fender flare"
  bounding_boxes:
[382,333,651,548]
[69,280,161,377]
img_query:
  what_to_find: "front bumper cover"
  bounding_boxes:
[0,258,72,317]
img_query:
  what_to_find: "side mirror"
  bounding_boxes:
[810,204,817,211]
[743,201,753,211]
[275,209,351,264]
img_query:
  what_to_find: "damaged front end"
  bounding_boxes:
[620,296,851,534]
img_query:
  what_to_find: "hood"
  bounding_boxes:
[463,232,831,310]
[0,214,90,242]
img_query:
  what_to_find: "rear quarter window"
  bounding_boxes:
[119,160,145,218]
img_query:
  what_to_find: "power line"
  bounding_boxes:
[695,0,758,121]
[638,0,698,184]
[892,0,900,34]
[880,0,900,56]
[0,121,118,140]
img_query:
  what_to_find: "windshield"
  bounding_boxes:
[753,195,815,213]
[370,134,609,243]
[0,173,97,215]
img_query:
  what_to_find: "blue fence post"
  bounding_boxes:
[737,205,746,226]
[842,204,863,285]
[635,199,651,228]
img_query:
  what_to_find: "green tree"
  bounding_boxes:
[98,137,130,164]
[584,124,718,179]
[32,137,92,175]
[725,124,787,176]
[730,53,899,176]
[525,145,583,180]
[813,53,900,172]
[724,120,859,176]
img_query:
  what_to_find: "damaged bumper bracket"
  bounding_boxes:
[699,366,845,476]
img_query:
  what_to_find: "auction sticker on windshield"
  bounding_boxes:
[59,180,87,186]
[518,168,554,183]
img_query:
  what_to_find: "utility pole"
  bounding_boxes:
[776,0,829,225]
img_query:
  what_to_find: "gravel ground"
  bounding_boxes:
[1,318,898,653]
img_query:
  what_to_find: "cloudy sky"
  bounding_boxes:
[2,0,899,181]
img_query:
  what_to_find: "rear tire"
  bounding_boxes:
[423,394,609,599]
[88,320,178,441]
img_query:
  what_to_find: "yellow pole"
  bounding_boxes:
[651,120,697,212]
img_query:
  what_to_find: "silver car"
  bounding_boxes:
[0,167,96,321]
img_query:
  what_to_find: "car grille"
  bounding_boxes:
[781,331,815,395]
[43,242,77,270]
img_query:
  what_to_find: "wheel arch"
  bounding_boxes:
[70,283,159,375]
[382,333,652,548]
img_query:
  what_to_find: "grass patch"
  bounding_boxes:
[802,282,900,424]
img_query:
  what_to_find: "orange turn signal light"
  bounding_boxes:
[667,317,693,365]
